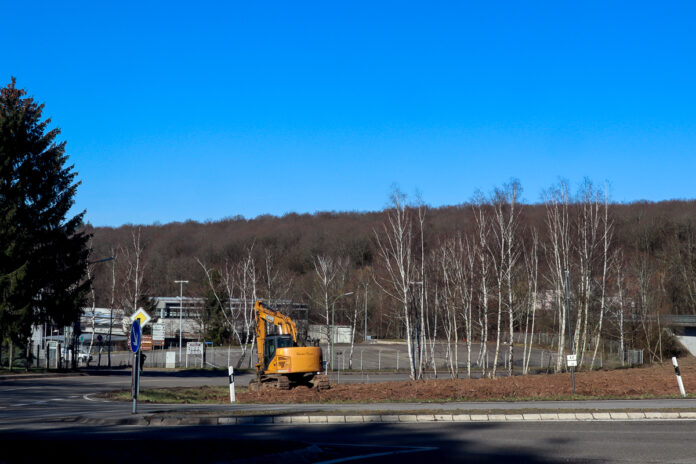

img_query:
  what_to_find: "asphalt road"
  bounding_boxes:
[3,371,696,463]
[2,419,696,463]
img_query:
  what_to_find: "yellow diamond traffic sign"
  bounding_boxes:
[131,308,151,327]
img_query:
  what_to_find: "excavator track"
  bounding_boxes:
[313,375,330,391]
[276,375,291,390]
[248,378,262,392]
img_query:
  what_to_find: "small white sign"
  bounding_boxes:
[152,323,165,341]
[187,342,203,355]
[566,354,578,367]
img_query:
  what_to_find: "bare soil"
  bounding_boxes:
[237,357,696,403]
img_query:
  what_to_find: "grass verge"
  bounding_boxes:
[99,386,696,404]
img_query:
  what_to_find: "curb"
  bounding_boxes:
[69,411,696,427]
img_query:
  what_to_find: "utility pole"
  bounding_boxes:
[331,291,354,370]
[364,282,369,342]
[175,280,189,367]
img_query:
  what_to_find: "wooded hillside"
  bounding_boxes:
[85,183,696,377]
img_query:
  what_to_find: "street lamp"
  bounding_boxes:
[85,256,115,370]
[331,291,354,370]
[175,280,189,366]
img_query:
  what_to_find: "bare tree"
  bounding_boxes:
[118,227,147,322]
[544,182,572,372]
[437,239,459,378]
[263,248,293,301]
[590,184,614,369]
[106,247,117,368]
[311,254,349,368]
[522,228,539,374]
[575,180,602,366]
[490,181,521,377]
[197,245,258,368]
[374,188,419,380]
[415,194,429,378]
[472,193,491,377]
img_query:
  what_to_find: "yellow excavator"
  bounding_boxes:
[249,300,329,391]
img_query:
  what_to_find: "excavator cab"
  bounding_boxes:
[263,335,294,369]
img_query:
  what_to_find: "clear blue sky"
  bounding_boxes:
[4,2,695,226]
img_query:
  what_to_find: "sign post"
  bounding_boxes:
[565,270,576,395]
[130,320,142,414]
[228,366,235,403]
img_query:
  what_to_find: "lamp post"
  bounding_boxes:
[331,291,354,370]
[175,280,189,366]
[85,256,115,370]
[409,281,423,376]
[363,282,369,342]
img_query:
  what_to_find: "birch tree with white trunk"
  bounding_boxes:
[544,182,572,372]
[374,189,419,380]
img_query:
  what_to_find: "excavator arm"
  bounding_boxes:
[254,300,299,370]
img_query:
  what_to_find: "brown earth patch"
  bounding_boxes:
[237,357,696,403]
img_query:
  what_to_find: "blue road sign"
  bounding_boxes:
[130,320,141,353]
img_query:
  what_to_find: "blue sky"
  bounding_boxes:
[3,2,696,226]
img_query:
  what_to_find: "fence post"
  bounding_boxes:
[378,350,382,371]
[396,351,399,370]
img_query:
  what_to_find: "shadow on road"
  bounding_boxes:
[0,422,575,463]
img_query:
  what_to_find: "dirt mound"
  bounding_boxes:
[238,357,695,403]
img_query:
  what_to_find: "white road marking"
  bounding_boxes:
[314,443,438,463]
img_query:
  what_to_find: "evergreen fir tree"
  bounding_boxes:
[0,78,90,345]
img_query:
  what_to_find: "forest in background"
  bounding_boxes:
[85,180,696,379]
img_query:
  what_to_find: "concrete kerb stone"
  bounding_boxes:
[72,410,696,427]
[273,416,293,424]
